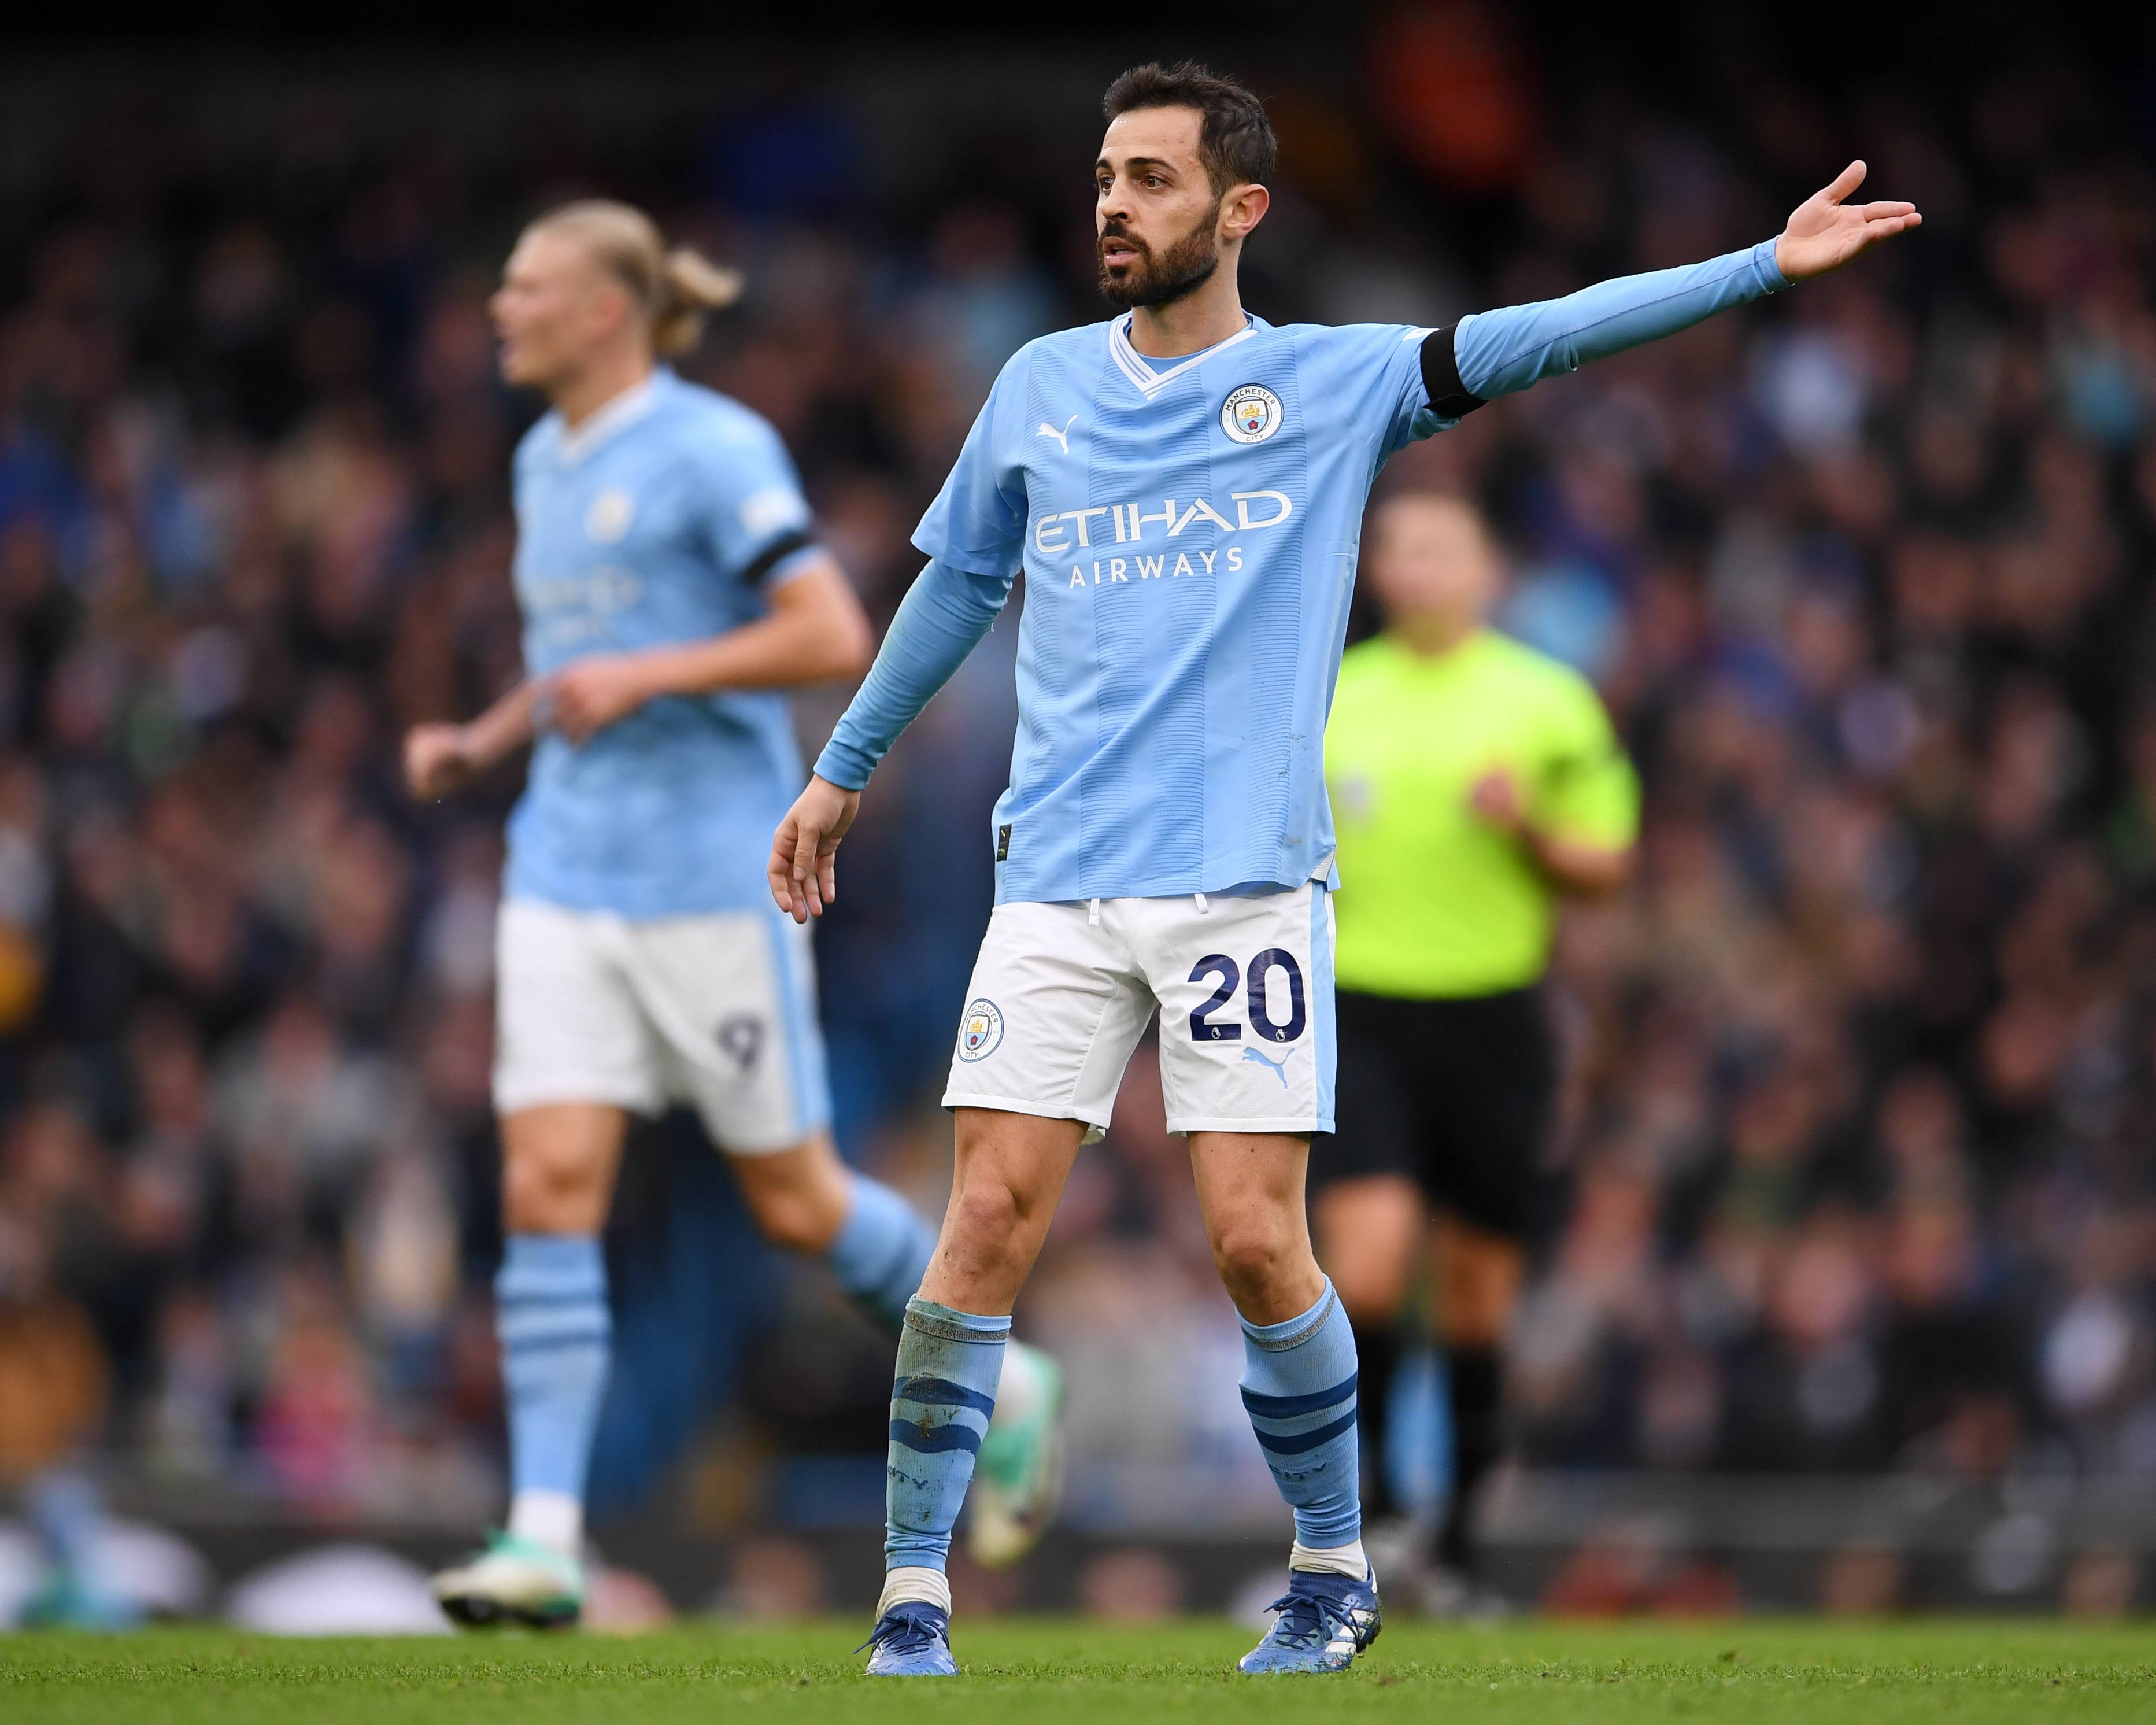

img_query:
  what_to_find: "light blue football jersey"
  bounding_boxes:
[504,368,817,918]
[819,240,1790,906]
[915,312,1449,902]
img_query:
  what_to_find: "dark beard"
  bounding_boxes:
[1098,204,1222,309]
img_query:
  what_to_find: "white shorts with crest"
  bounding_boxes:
[942,883,1336,1140]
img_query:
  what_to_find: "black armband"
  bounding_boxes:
[738,529,815,586]
[1419,324,1486,420]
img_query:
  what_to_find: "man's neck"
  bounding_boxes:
[1126,264,1248,359]
[552,349,656,430]
[1394,612,1481,658]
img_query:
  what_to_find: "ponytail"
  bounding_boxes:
[653,246,744,357]
[526,200,741,357]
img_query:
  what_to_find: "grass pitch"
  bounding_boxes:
[3,1618,2150,1723]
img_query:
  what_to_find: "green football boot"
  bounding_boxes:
[968,1339,1066,1568]
[431,1531,585,1630]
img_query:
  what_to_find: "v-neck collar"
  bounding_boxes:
[1107,313,1260,400]
[555,371,664,467]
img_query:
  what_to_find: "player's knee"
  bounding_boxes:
[946,1175,1026,1251]
[1330,1262,1408,1327]
[1441,1274,1518,1350]
[1438,1227,1525,1349]
[744,1180,838,1253]
[1208,1216,1299,1303]
[730,1137,854,1254]
[771,1202,833,1254]
[501,1148,603,1232]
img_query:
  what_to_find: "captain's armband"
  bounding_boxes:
[1419,325,1486,421]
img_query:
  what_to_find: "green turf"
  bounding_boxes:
[1,1619,2150,1723]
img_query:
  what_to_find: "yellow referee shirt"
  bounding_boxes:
[1325,629,1639,999]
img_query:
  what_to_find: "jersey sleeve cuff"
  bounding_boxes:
[1419,324,1487,420]
[1752,235,1792,294]
[812,738,874,791]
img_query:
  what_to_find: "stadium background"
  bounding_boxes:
[2,0,2154,1623]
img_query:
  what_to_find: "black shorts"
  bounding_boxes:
[1313,985,1556,1240]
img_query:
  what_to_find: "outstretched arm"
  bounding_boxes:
[1444,161,1919,407]
[768,556,1013,921]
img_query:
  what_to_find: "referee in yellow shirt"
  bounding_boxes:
[1315,489,1639,1600]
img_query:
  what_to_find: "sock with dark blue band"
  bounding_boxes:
[883,1296,1009,1575]
[1240,1279,1363,1553]
[497,1232,611,1552]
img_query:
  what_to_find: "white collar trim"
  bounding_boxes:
[1108,315,1258,399]
[556,373,662,466]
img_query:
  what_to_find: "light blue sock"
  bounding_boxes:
[885,1296,1009,1573]
[826,1174,936,1332]
[497,1233,611,1507]
[1240,1279,1363,1550]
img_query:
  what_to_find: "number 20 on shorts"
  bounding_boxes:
[1188,950,1307,1045]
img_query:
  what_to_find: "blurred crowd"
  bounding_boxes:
[1,20,2154,1541]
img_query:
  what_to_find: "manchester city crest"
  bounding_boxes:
[956,998,1004,1062]
[585,487,636,543]
[1221,383,1285,445]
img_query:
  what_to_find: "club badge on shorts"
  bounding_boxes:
[957,998,1004,1062]
[1221,383,1285,445]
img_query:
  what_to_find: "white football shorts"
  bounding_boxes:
[942,884,1336,1139]
[493,897,830,1154]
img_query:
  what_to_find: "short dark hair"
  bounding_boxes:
[1102,61,1276,194]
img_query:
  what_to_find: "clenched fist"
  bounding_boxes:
[405,724,483,800]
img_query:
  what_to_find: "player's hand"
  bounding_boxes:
[548,654,657,745]
[1774,161,1921,282]
[769,774,860,922]
[404,723,482,800]
[1466,769,1527,837]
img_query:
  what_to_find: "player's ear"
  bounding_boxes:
[590,276,635,345]
[1223,182,1270,242]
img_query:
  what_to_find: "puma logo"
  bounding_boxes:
[1037,415,1077,453]
[1242,1046,1293,1088]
